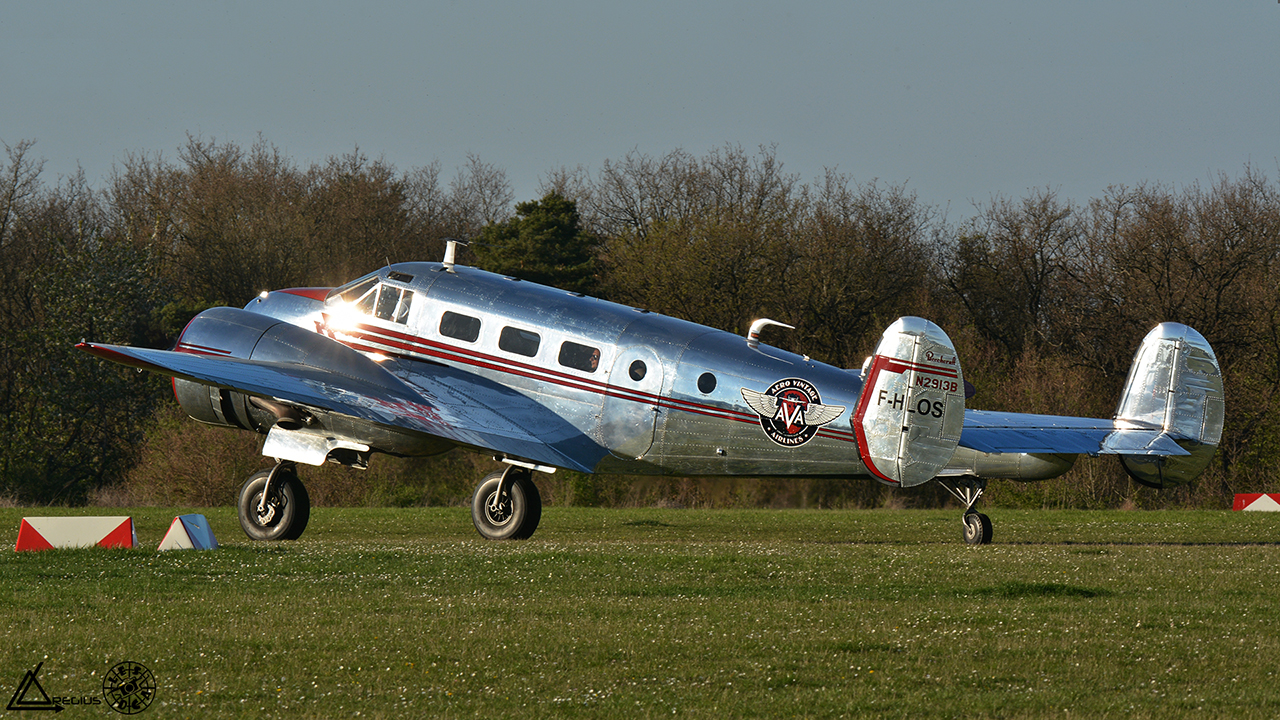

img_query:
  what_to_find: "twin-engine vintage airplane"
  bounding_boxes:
[79,242,1224,544]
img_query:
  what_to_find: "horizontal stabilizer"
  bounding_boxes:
[960,411,1189,456]
[960,410,1114,455]
[955,322,1220,489]
[1099,430,1189,456]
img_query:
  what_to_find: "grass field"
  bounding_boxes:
[2,507,1278,718]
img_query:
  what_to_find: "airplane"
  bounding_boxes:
[78,240,1225,545]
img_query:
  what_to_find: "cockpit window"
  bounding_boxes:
[355,284,378,315]
[372,285,413,323]
[335,280,413,324]
[328,274,379,305]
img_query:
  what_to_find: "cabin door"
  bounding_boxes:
[600,346,664,460]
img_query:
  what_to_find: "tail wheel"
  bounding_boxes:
[239,467,311,541]
[471,469,542,540]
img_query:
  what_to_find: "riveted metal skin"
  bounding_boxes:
[85,262,1222,492]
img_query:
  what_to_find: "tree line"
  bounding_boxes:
[2,136,1276,508]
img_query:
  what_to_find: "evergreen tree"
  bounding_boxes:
[471,192,597,295]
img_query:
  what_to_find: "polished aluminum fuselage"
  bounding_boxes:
[252,262,874,479]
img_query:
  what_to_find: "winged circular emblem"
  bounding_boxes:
[741,378,846,447]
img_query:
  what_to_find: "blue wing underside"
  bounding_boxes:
[79,343,605,473]
[959,409,1188,456]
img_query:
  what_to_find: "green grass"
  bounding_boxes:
[2,507,1279,718]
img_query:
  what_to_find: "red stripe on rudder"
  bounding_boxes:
[97,518,136,548]
[15,519,55,551]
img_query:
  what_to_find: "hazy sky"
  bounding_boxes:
[3,2,1276,215]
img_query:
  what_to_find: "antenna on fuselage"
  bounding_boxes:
[746,318,795,349]
[442,238,467,273]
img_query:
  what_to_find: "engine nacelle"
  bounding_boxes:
[172,306,399,434]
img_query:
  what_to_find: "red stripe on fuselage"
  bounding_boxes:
[332,320,853,440]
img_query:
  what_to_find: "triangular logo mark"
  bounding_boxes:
[7,662,62,712]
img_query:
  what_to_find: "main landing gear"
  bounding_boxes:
[238,461,311,541]
[940,476,992,545]
[471,466,542,540]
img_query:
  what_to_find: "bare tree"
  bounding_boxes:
[447,153,514,241]
[0,139,46,249]
[945,188,1082,356]
[790,173,942,366]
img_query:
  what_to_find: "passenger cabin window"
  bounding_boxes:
[440,311,481,343]
[499,327,541,357]
[559,341,601,373]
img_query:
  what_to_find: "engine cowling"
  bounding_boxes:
[171,306,399,434]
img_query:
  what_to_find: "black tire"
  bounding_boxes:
[471,470,542,540]
[239,467,311,541]
[962,512,993,545]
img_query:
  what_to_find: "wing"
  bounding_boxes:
[959,409,1189,456]
[79,342,605,473]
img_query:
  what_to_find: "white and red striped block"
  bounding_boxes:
[157,514,218,551]
[1234,494,1280,511]
[15,516,136,551]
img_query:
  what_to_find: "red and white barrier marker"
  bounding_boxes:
[157,514,219,551]
[15,516,136,551]
[1234,493,1280,511]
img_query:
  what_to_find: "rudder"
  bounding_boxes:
[1114,322,1224,488]
[853,317,966,487]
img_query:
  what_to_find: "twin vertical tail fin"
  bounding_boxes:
[1113,323,1225,488]
[853,317,966,487]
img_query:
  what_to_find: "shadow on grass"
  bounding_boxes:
[968,581,1113,599]
[621,519,674,527]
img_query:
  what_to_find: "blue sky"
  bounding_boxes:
[2,2,1276,214]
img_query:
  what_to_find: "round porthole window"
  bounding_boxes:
[697,372,717,394]
[629,360,647,381]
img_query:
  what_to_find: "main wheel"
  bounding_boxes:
[962,512,993,545]
[471,470,542,540]
[239,467,311,541]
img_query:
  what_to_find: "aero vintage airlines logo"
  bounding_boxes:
[741,378,846,447]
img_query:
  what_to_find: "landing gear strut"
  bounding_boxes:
[238,461,311,541]
[471,466,542,540]
[940,476,992,545]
